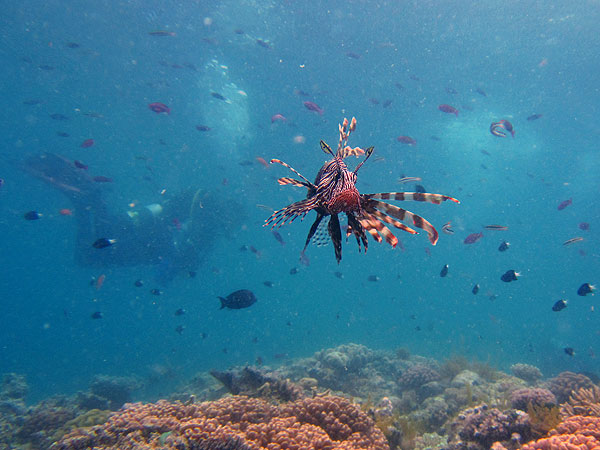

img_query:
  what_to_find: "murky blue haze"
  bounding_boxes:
[0,0,599,402]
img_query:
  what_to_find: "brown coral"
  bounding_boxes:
[398,365,440,391]
[521,415,600,450]
[561,386,600,418]
[545,372,595,404]
[52,395,389,450]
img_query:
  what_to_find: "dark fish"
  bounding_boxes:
[382,99,393,108]
[218,289,257,310]
[65,42,80,48]
[56,131,70,137]
[233,28,245,35]
[272,230,285,245]
[501,269,520,282]
[80,138,94,148]
[552,299,568,311]
[472,284,480,295]
[396,135,417,145]
[149,30,176,36]
[93,176,112,182]
[577,283,595,297]
[73,160,88,170]
[395,83,404,90]
[148,102,170,114]
[91,311,103,319]
[175,325,185,335]
[557,198,572,210]
[38,65,54,71]
[24,211,42,220]
[438,104,459,116]
[50,113,68,120]
[150,289,162,296]
[368,275,380,282]
[527,114,543,121]
[415,184,426,193]
[175,308,186,316]
[484,224,508,230]
[289,267,299,275]
[211,92,227,101]
[196,125,211,131]
[188,271,196,278]
[564,347,575,356]
[498,241,510,252]
[440,264,449,277]
[134,279,144,287]
[475,88,487,97]
[579,222,590,231]
[345,51,361,59]
[464,232,483,244]
[92,238,116,249]
[303,101,324,115]
[263,281,275,287]
[256,39,271,48]
[334,271,344,279]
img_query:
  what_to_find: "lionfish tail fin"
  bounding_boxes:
[270,159,314,187]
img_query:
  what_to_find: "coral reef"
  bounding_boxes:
[509,388,556,411]
[51,395,389,450]
[210,366,304,402]
[510,364,543,384]
[545,371,596,403]
[560,386,600,418]
[399,364,441,391]
[520,415,600,450]
[446,403,532,450]
[90,375,142,410]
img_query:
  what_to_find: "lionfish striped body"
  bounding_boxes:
[265,117,459,262]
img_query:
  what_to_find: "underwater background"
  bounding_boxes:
[0,0,599,420]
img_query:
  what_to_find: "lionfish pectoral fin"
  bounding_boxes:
[328,214,343,263]
[277,177,312,188]
[366,192,460,204]
[366,199,439,245]
[320,140,335,156]
[264,197,317,228]
[360,212,399,247]
[302,213,325,253]
[270,159,315,187]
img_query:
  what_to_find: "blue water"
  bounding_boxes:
[1,0,599,402]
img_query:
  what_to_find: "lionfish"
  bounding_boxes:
[265,117,459,262]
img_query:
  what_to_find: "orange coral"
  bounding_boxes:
[52,395,389,450]
[521,415,600,450]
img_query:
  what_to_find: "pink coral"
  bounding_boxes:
[52,395,389,450]
[521,415,600,450]
[510,388,556,412]
[398,364,440,390]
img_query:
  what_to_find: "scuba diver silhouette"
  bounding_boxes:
[22,153,235,284]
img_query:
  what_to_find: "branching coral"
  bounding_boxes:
[51,395,389,450]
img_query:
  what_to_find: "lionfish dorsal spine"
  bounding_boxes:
[320,140,335,156]
[353,146,374,174]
